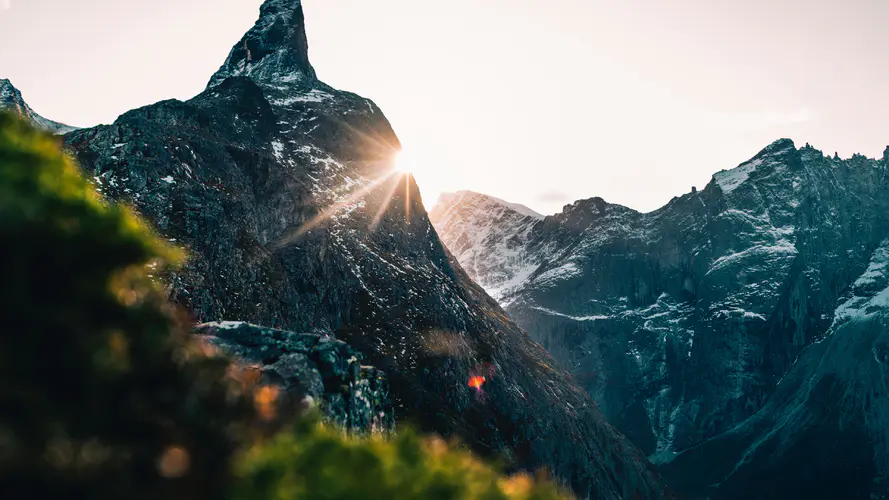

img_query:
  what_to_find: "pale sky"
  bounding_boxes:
[2,0,888,214]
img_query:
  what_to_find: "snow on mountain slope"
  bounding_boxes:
[432,139,889,499]
[429,191,547,304]
[0,79,77,134]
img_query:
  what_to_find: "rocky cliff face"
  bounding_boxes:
[661,239,889,499]
[194,322,394,434]
[432,140,889,498]
[0,79,76,134]
[61,1,670,497]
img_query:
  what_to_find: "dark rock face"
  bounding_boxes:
[431,140,889,498]
[194,321,394,434]
[0,79,76,134]
[62,1,670,498]
[662,240,889,499]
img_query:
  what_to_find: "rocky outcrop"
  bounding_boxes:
[432,140,889,498]
[194,321,394,434]
[0,79,76,134]
[61,1,670,498]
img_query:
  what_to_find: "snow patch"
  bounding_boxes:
[271,140,285,161]
[271,89,333,106]
[530,306,611,322]
[831,240,889,327]
[713,158,762,193]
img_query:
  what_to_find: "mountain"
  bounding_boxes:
[428,191,544,303]
[0,79,76,134]
[431,140,889,498]
[61,1,670,497]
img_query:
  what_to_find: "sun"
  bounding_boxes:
[393,149,414,174]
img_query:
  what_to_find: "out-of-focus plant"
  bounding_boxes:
[0,112,257,500]
[232,413,569,500]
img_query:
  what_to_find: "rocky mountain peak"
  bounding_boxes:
[552,196,637,232]
[762,137,795,152]
[429,190,548,304]
[0,78,75,134]
[208,0,316,88]
[883,145,889,164]
[431,191,544,221]
[711,137,803,194]
[749,137,798,164]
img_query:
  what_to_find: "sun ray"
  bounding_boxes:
[404,173,411,224]
[270,166,400,250]
[264,112,417,250]
[370,172,405,231]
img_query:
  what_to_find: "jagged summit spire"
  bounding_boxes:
[208,0,317,88]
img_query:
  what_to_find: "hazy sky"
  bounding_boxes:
[2,0,888,214]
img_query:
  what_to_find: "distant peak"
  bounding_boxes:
[760,138,796,155]
[883,146,889,163]
[208,0,316,88]
[435,191,544,220]
[747,137,800,163]
[564,196,617,215]
[712,138,805,194]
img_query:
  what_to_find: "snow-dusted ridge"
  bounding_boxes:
[0,79,77,134]
[429,190,546,303]
[432,137,889,499]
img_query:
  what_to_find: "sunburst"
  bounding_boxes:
[269,154,416,252]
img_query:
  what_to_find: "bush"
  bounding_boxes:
[233,415,568,500]
[0,112,257,500]
[0,113,570,500]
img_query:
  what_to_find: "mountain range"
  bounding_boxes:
[5,0,889,497]
[431,140,889,499]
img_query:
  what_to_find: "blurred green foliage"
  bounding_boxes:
[234,415,568,500]
[0,113,570,500]
[0,111,258,500]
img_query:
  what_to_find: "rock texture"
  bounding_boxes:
[61,1,670,498]
[431,140,889,499]
[194,321,394,434]
[661,240,889,498]
[0,79,76,134]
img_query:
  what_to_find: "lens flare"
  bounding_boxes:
[468,375,486,391]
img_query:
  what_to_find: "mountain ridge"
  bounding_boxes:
[432,137,889,499]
